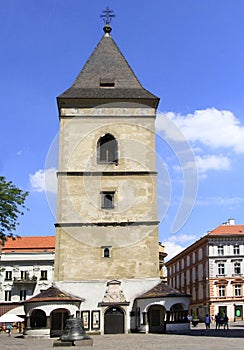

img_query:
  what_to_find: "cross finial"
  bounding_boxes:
[100,6,115,34]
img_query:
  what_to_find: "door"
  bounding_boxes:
[148,305,166,333]
[235,305,243,320]
[104,307,124,334]
[50,309,69,337]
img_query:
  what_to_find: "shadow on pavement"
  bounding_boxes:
[189,328,244,338]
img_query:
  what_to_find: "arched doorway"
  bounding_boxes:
[50,309,69,338]
[30,309,47,328]
[148,305,166,333]
[104,307,125,334]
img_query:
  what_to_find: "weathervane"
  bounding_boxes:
[100,6,115,33]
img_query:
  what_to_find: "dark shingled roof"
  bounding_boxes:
[24,286,82,303]
[136,281,190,299]
[58,33,159,108]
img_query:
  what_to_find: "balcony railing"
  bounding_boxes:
[13,276,37,284]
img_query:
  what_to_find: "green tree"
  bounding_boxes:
[0,176,29,245]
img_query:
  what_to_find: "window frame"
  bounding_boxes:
[217,244,224,255]
[233,244,240,255]
[101,191,115,209]
[102,247,111,258]
[20,271,28,280]
[5,290,12,301]
[217,263,225,276]
[218,285,226,297]
[40,270,48,281]
[5,271,12,281]
[20,289,27,301]
[97,134,118,165]
[234,261,241,275]
[234,284,242,297]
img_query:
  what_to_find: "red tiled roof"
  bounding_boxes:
[208,225,244,236]
[24,286,82,303]
[2,236,55,252]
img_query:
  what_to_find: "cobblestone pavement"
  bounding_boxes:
[0,322,243,350]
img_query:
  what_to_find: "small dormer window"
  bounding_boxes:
[100,78,115,88]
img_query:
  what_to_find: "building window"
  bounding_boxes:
[5,291,11,301]
[40,270,48,280]
[218,263,225,275]
[218,285,226,297]
[102,247,111,258]
[97,134,118,164]
[20,290,27,301]
[101,191,115,209]
[234,262,241,275]
[5,271,12,281]
[181,259,184,269]
[234,284,242,297]
[218,244,224,255]
[100,78,115,87]
[233,244,240,255]
[21,271,28,280]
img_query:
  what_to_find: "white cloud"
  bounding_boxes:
[172,154,230,177]
[29,168,57,194]
[168,233,196,243]
[163,241,185,262]
[163,233,196,261]
[195,154,231,173]
[157,108,244,153]
[197,196,244,207]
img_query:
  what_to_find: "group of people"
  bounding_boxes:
[205,313,229,330]
[214,313,229,330]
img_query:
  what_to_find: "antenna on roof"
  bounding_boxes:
[100,6,116,34]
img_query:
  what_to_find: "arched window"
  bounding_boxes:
[104,248,110,258]
[97,134,118,164]
[101,246,111,258]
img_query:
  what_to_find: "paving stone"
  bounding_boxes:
[0,322,243,350]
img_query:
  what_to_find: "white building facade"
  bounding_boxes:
[0,236,55,316]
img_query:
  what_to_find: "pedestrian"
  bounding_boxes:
[223,314,229,330]
[205,314,211,329]
[7,324,12,337]
[215,313,220,329]
[187,314,193,322]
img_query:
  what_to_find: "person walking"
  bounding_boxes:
[215,313,220,329]
[205,314,211,329]
[7,324,12,337]
[223,314,229,330]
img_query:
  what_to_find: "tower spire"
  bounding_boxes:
[100,6,115,34]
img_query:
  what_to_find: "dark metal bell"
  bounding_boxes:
[60,317,90,342]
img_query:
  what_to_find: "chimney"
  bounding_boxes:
[228,218,235,225]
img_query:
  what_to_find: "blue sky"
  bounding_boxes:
[1,1,244,260]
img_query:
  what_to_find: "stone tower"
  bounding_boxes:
[54,23,160,283]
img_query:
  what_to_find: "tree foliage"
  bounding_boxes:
[0,176,29,245]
